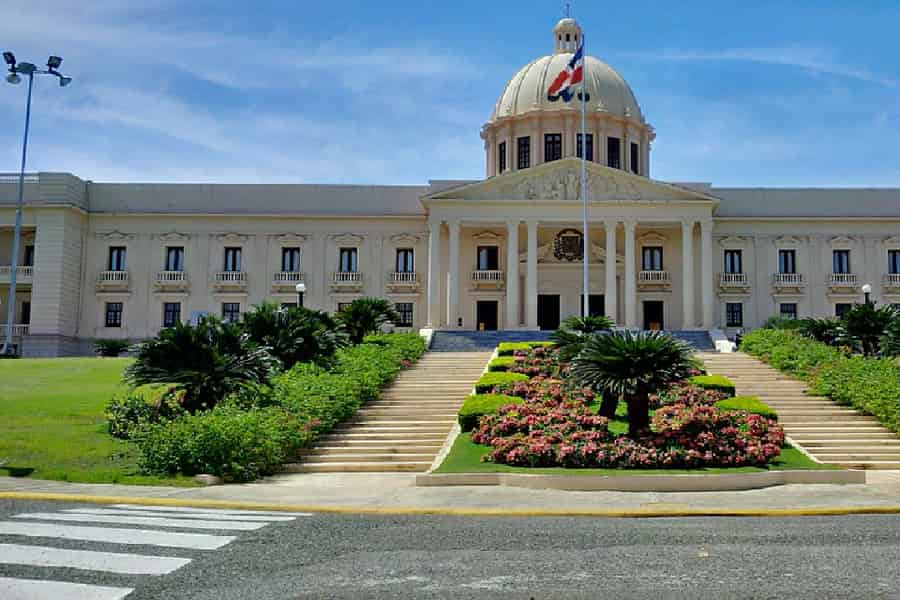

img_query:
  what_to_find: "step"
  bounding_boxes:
[307,444,443,454]
[320,432,449,441]
[795,438,900,446]
[781,416,880,424]
[284,461,431,473]
[340,419,455,427]
[823,461,900,470]
[776,409,866,417]
[333,425,453,434]
[784,425,887,433]
[352,412,459,421]
[300,452,436,463]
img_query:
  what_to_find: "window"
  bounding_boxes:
[281,247,301,272]
[544,133,562,162]
[21,301,30,324]
[339,247,358,273]
[394,302,414,327]
[641,247,663,271]
[498,141,506,174]
[889,250,900,275]
[726,303,743,327]
[395,248,414,273]
[517,136,531,169]
[892,303,900,313]
[477,246,499,271]
[221,302,241,323]
[577,134,593,161]
[607,137,621,169]
[105,302,123,328]
[780,303,798,320]
[108,247,127,271]
[835,303,852,318]
[630,142,640,174]
[337,302,352,313]
[224,247,242,272]
[724,250,743,274]
[162,302,181,328]
[833,250,850,274]
[165,246,184,271]
[23,245,34,267]
[778,249,796,274]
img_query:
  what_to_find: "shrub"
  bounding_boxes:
[364,333,427,363]
[240,302,347,369]
[649,382,726,409]
[458,393,521,431]
[497,341,554,356]
[811,356,900,434]
[95,338,131,357]
[763,316,806,330]
[740,328,845,380]
[488,357,516,372]
[689,375,736,397]
[106,385,185,439]
[715,396,777,420]
[475,372,529,394]
[335,297,399,344]
[842,303,897,356]
[550,316,614,362]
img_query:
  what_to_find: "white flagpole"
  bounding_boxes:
[580,37,590,318]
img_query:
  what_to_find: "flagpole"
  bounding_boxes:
[580,37,590,319]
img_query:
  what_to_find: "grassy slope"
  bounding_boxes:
[0,358,193,486]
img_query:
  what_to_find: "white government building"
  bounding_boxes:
[2,17,900,356]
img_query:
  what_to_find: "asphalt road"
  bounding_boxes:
[0,499,899,599]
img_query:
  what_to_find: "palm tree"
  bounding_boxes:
[571,330,695,435]
[550,315,614,362]
[241,302,348,369]
[125,316,277,413]
[842,303,896,357]
[336,297,400,344]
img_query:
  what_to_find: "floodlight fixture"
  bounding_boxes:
[58,76,72,87]
[2,51,15,66]
[5,72,20,84]
[46,55,62,70]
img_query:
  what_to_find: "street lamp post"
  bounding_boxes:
[295,282,306,308]
[2,52,72,355]
[862,283,872,306]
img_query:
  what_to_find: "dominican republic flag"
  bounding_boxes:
[547,40,584,102]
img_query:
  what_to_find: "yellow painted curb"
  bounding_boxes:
[3,492,900,518]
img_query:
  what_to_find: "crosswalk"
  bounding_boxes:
[0,503,310,599]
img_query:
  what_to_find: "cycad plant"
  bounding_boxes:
[571,330,695,435]
[550,315,614,362]
[125,316,277,413]
[241,302,347,369]
[842,303,896,357]
[336,297,400,344]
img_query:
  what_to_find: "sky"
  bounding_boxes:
[0,0,898,187]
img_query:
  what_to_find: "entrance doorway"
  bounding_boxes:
[643,301,664,330]
[580,294,605,318]
[537,295,561,330]
[476,301,499,331]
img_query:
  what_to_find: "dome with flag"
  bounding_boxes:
[487,18,644,124]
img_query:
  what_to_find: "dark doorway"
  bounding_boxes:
[580,294,605,318]
[537,295,561,330]
[476,301,499,331]
[643,301,664,331]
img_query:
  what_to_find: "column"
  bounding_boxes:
[525,220,539,329]
[426,219,441,327]
[506,220,520,329]
[624,219,637,328]
[447,219,460,328]
[701,219,714,329]
[681,220,695,329]
[604,221,617,323]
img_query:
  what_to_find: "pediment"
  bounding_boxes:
[96,230,135,241]
[774,235,804,247]
[217,232,249,243]
[718,235,750,248]
[425,158,719,205]
[638,231,667,245]
[829,235,855,248]
[273,233,308,245]
[332,233,364,245]
[158,231,191,242]
[389,233,422,244]
[884,235,900,246]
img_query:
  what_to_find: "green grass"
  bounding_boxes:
[0,358,195,486]
[434,433,837,475]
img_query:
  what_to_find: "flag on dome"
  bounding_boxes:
[547,40,584,102]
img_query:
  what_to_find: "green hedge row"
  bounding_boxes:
[134,333,426,481]
[458,393,522,431]
[715,396,777,420]
[475,371,529,394]
[496,341,554,356]
[487,357,516,372]
[690,374,736,397]
[740,328,845,380]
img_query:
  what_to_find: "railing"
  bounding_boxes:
[0,174,39,184]
[471,269,504,282]
[273,271,305,284]
[156,270,188,284]
[213,271,247,284]
[0,265,33,279]
[638,270,670,283]
[719,272,747,286]
[332,271,362,284]
[773,273,803,286]
[0,324,29,337]
[390,271,418,284]
[830,273,858,286]
[884,273,900,287]
[98,270,129,285]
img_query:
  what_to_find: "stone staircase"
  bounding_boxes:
[699,351,900,469]
[430,330,551,352]
[288,351,492,473]
[668,330,715,351]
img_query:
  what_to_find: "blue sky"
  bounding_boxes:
[1,0,898,186]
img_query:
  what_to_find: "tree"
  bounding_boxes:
[550,315,614,362]
[570,330,695,435]
[125,316,277,413]
[880,312,900,357]
[797,318,845,346]
[241,302,347,369]
[336,297,400,344]
[842,303,896,357]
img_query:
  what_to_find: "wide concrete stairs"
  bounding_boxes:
[699,351,900,469]
[289,351,492,473]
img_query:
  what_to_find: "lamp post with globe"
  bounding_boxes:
[295,282,306,308]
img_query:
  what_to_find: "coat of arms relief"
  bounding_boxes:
[509,167,642,201]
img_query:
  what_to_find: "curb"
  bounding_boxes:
[2,491,900,518]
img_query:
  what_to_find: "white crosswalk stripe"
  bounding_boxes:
[0,503,307,598]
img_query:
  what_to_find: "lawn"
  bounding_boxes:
[434,432,836,475]
[0,358,194,486]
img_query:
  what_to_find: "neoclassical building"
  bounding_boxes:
[2,17,900,356]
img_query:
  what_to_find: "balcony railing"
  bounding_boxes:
[884,273,900,287]
[719,272,748,287]
[0,265,33,282]
[332,271,362,284]
[638,270,671,284]
[155,270,188,285]
[0,324,29,337]
[273,271,305,284]
[471,269,504,283]
[773,272,803,286]
[212,271,247,288]
[97,270,129,289]
[390,271,418,284]
[829,273,858,287]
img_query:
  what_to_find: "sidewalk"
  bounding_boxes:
[3,472,900,516]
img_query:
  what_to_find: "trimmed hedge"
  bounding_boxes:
[475,372,529,394]
[458,393,521,431]
[496,341,554,356]
[487,357,516,372]
[690,375,736,397]
[740,328,844,380]
[715,396,777,420]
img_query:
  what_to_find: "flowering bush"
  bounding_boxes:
[649,382,726,409]
[505,346,559,378]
